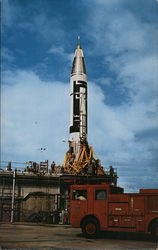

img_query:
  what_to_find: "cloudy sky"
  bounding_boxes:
[1,0,158,192]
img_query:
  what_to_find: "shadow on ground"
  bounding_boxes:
[78,231,156,242]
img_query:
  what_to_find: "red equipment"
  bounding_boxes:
[70,184,158,239]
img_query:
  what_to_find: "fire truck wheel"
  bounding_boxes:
[82,218,99,238]
[151,221,158,240]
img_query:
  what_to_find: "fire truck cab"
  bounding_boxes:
[70,184,158,238]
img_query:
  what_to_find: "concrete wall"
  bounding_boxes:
[0,172,60,222]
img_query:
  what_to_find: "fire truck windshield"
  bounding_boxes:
[95,190,107,200]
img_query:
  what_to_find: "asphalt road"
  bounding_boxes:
[0,223,157,249]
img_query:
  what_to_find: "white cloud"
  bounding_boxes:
[96,77,111,86]
[32,12,67,44]
[108,13,148,53]
[1,70,69,165]
[83,0,157,57]
[88,82,153,158]
[48,45,74,64]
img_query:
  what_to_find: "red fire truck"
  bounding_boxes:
[70,184,158,239]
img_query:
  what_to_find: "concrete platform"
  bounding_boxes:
[0,223,157,249]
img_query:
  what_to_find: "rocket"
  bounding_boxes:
[69,37,87,158]
[63,38,105,176]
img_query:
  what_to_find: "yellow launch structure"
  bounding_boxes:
[63,143,105,175]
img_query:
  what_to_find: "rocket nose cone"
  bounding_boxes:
[71,45,86,75]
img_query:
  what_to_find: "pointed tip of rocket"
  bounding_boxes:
[77,35,81,48]
[71,36,86,75]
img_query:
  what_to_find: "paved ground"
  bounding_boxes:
[0,223,157,249]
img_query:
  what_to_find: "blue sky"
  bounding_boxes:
[1,0,158,192]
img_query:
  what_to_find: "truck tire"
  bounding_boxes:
[151,221,158,240]
[82,217,99,238]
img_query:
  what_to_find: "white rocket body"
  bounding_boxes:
[69,43,87,158]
